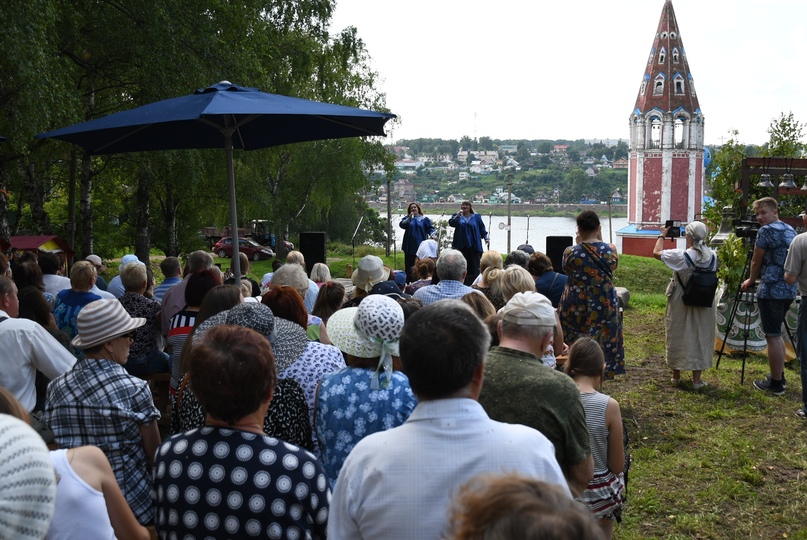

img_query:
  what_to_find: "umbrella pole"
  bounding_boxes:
[225,131,241,283]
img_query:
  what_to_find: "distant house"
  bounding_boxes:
[610,189,625,204]
[613,157,629,170]
[499,144,517,154]
[552,145,568,154]
[394,179,416,201]
[459,171,470,182]
[395,159,424,174]
[585,167,598,177]
[474,192,486,203]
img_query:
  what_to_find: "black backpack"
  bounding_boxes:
[677,253,717,308]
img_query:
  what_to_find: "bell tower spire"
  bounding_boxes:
[621,0,705,256]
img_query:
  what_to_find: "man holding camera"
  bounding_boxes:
[741,197,797,396]
[783,209,807,418]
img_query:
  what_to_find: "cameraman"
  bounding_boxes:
[740,197,797,396]
[783,209,807,419]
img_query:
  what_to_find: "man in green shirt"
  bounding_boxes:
[478,291,593,496]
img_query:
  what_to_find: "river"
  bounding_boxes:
[381,213,631,255]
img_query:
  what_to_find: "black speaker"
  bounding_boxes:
[299,231,326,276]
[546,236,573,274]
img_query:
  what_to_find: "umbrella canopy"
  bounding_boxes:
[37,81,396,280]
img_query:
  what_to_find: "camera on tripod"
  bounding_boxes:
[732,218,760,239]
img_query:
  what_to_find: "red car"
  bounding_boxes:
[213,237,275,261]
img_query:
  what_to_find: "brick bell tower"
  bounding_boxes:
[620,0,705,257]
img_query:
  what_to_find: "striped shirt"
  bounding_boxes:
[580,391,611,472]
[167,308,197,389]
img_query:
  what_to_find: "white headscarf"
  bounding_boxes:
[685,221,712,264]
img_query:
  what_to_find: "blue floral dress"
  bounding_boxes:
[315,368,417,486]
[559,241,625,378]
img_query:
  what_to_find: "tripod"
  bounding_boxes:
[715,244,797,383]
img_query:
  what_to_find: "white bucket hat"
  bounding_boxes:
[328,295,404,388]
[0,414,57,540]
[71,299,147,349]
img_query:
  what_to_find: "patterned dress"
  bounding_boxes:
[559,241,625,378]
[315,368,417,486]
[153,426,329,539]
[171,376,314,451]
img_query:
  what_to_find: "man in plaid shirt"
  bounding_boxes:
[44,300,160,525]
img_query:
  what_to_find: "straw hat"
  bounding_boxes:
[195,302,307,372]
[351,255,390,292]
[0,414,57,540]
[71,300,146,349]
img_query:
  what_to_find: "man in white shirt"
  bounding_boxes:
[0,276,75,412]
[328,300,570,540]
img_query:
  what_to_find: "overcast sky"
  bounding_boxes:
[330,0,807,147]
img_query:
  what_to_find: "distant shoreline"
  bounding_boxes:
[368,202,628,218]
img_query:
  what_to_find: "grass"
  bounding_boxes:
[612,256,807,540]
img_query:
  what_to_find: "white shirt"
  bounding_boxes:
[0,310,76,411]
[43,274,71,297]
[328,398,569,540]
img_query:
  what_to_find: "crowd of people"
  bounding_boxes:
[13,203,758,539]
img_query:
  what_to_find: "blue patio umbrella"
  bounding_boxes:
[36,81,395,280]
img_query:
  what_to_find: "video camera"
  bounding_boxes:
[733,218,760,239]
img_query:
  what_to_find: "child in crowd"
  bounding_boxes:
[565,337,625,539]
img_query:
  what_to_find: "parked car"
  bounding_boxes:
[213,237,275,261]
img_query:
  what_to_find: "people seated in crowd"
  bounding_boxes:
[153,324,330,539]
[405,257,435,295]
[12,260,55,307]
[167,268,221,391]
[478,292,593,497]
[106,254,142,298]
[413,249,481,306]
[471,250,506,310]
[316,294,416,486]
[270,264,328,342]
[0,411,57,540]
[44,300,161,526]
[85,255,108,291]
[311,281,346,327]
[152,256,182,302]
[310,262,332,287]
[0,276,75,414]
[39,252,71,298]
[528,250,568,308]
[172,301,313,451]
[161,250,214,338]
[284,250,320,312]
[328,300,569,539]
[449,473,604,540]
[52,261,103,352]
[117,261,170,377]
[504,249,531,269]
[345,255,389,308]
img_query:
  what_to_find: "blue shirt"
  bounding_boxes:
[756,220,798,299]
[152,276,181,303]
[399,215,434,254]
[413,279,479,306]
[316,368,417,486]
[449,212,488,252]
[535,271,568,308]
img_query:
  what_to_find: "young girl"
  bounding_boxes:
[565,337,625,539]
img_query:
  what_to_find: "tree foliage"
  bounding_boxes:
[0,0,393,256]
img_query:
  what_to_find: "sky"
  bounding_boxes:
[330,0,807,147]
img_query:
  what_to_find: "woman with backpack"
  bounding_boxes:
[653,221,717,389]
